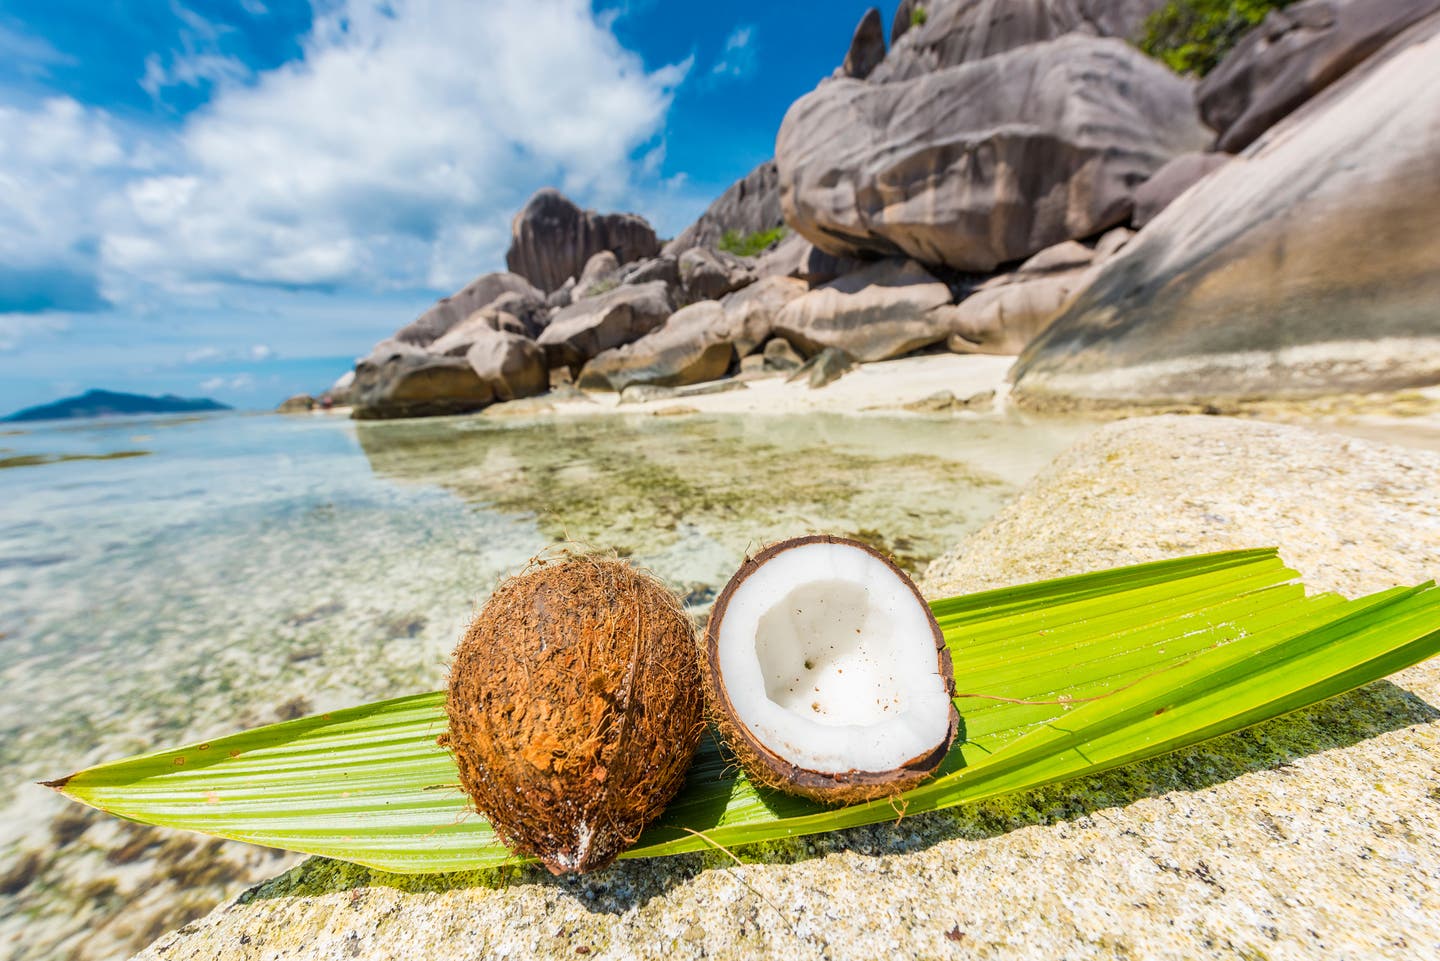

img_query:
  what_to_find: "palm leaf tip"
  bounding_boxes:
[40,549,1440,874]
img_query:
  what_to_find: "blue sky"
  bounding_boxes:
[0,0,881,414]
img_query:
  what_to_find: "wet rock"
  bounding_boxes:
[777,36,1208,272]
[536,280,674,371]
[772,259,953,361]
[1198,0,1440,152]
[505,188,660,293]
[1012,16,1440,408]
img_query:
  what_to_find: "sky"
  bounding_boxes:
[0,0,883,414]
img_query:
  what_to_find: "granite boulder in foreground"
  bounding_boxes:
[136,416,1440,960]
[1011,14,1440,410]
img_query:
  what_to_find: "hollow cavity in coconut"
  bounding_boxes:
[445,553,703,874]
[702,535,958,804]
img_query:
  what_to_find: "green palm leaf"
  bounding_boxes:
[44,549,1440,873]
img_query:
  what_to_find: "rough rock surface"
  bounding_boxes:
[716,276,808,357]
[1198,0,1440,152]
[873,0,1169,82]
[752,232,865,286]
[573,250,621,300]
[349,345,494,420]
[536,280,674,371]
[777,36,1208,272]
[617,256,680,295]
[923,415,1440,598]
[506,188,660,293]
[137,416,1440,961]
[465,329,547,403]
[662,161,784,258]
[841,7,886,79]
[941,241,1100,355]
[576,302,734,392]
[1131,152,1232,229]
[677,247,755,304]
[1012,17,1440,409]
[392,272,542,347]
[772,259,953,362]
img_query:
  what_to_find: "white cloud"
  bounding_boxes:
[182,343,276,363]
[710,25,757,82]
[106,0,691,295]
[200,373,255,391]
[0,314,70,352]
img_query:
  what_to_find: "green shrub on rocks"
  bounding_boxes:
[1139,0,1295,76]
[717,225,787,258]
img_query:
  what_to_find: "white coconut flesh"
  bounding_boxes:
[715,540,953,774]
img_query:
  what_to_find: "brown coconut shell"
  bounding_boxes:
[445,553,703,874]
[701,534,959,805]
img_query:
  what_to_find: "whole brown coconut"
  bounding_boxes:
[446,554,703,874]
[701,535,959,805]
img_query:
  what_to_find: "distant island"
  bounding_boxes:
[2,389,231,423]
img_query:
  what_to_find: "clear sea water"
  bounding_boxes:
[0,407,1094,961]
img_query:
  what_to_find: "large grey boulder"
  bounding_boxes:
[717,276,809,357]
[1011,15,1440,409]
[772,259,953,362]
[777,36,1209,273]
[505,188,660,293]
[873,0,1168,82]
[426,309,525,356]
[349,344,493,420]
[465,329,547,403]
[1198,0,1440,153]
[678,247,755,304]
[941,241,1101,355]
[535,280,673,371]
[576,302,734,392]
[1131,152,1232,229]
[841,7,887,79]
[662,162,783,258]
[391,272,541,347]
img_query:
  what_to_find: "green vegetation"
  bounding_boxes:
[717,225,787,258]
[0,450,150,470]
[46,550,1440,873]
[911,4,928,28]
[1139,0,1294,76]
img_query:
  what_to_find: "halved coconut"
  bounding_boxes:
[702,535,958,804]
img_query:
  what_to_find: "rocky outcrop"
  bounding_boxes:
[772,259,953,362]
[616,255,680,294]
[1131,153,1231,229]
[941,241,1100,355]
[841,8,887,79]
[1198,0,1440,153]
[465,330,547,403]
[678,247,755,304]
[777,36,1208,273]
[717,276,808,357]
[1011,15,1440,409]
[392,272,542,347]
[873,0,1168,82]
[576,302,734,392]
[349,343,495,420]
[535,280,674,371]
[662,161,784,258]
[572,250,621,300]
[505,188,660,293]
[276,394,315,414]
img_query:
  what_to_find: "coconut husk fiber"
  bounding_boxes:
[446,553,703,874]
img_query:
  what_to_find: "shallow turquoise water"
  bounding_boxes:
[0,407,1093,961]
